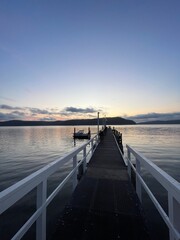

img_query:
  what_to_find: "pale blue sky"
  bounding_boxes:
[0,0,180,122]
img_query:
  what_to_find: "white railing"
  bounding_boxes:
[0,134,99,240]
[113,134,127,166]
[126,144,180,240]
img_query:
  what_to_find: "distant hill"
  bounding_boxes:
[0,117,135,126]
[58,117,135,126]
[138,119,180,124]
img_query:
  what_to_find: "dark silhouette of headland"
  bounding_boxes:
[0,118,179,127]
[0,117,135,126]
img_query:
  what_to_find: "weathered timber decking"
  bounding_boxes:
[53,128,150,240]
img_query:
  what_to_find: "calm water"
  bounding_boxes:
[0,126,96,191]
[0,125,179,239]
[116,124,180,182]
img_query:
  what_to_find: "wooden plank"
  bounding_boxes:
[52,128,150,240]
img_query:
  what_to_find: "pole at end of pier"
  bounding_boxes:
[97,112,99,135]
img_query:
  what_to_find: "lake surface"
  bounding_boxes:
[0,126,96,191]
[116,124,180,182]
[0,125,179,239]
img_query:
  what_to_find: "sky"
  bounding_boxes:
[0,0,180,123]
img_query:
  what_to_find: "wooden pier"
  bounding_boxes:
[53,128,150,240]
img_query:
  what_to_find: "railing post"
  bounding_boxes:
[91,139,94,156]
[168,193,180,240]
[95,135,98,147]
[127,148,131,180]
[83,147,87,174]
[73,155,78,190]
[136,158,142,202]
[36,180,47,240]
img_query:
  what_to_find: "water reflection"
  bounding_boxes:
[0,125,179,239]
[115,124,180,240]
[116,125,180,182]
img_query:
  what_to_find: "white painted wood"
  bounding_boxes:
[127,149,131,180]
[91,139,94,155]
[126,145,180,201]
[0,135,98,240]
[73,155,78,190]
[113,134,127,166]
[36,180,47,240]
[136,158,142,202]
[83,148,87,173]
[126,144,180,240]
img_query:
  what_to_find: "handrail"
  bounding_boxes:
[0,134,99,240]
[126,144,180,240]
[113,134,127,166]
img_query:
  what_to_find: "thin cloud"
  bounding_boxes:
[29,108,50,115]
[0,112,25,121]
[0,105,22,110]
[64,107,97,114]
[11,111,25,116]
[39,117,56,121]
[0,105,63,121]
[127,112,180,123]
[60,106,100,118]
[0,96,16,102]
[1,104,179,123]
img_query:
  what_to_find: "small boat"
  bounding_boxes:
[73,128,91,139]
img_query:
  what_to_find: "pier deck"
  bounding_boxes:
[53,128,150,240]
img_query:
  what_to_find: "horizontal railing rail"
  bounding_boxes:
[0,134,99,240]
[113,134,127,166]
[126,144,180,240]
